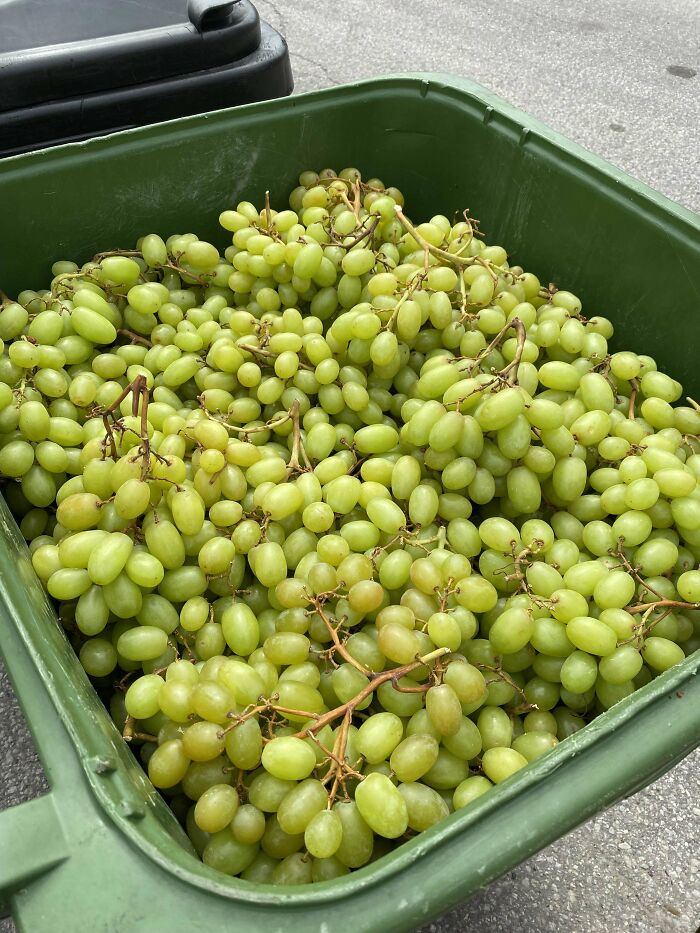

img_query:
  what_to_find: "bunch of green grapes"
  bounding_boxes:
[0,164,698,886]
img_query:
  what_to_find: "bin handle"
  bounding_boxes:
[188,0,241,32]
[0,793,69,906]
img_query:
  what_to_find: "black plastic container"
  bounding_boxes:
[0,0,293,157]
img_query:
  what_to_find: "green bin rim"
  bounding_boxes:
[0,72,698,919]
[2,71,699,231]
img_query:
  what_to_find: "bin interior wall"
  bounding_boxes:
[1,78,698,389]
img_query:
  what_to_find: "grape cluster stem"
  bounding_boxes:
[628,378,640,419]
[122,714,157,743]
[394,206,499,283]
[309,595,372,675]
[474,661,537,711]
[217,647,450,804]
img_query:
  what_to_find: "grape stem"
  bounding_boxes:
[435,579,459,613]
[92,246,212,286]
[352,181,363,215]
[393,206,499,281]
[220,647,450,748]
[340,188,361,218]
[93,249,142,262]
[498,318,527,381]
[383,271,428,332]
[609,545,698,641]
[474,662,537,711]
[287,399,312,473]
[219,699,324,737]
[500,546,535,590]
[457,272,473,320]
[628,378,639,419]
[322,709,364,804]
[161,262,210,286]
[309,596,372,675]
[304,647,449,804]
[297,647,450,738]
[370,528,444,565]
[446,318,527,411]
[216,412,289,435]
[114,671,137,692]
[117,329,152,347]
[468,317,526,381]
[98,373,157,477]
[236,342,314,373]
[51,270,107,297]
[627,598,700,615]
[451,211,476,256]
[336,214,380,250]
[122,715,157,743]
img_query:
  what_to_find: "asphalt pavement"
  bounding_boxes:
[1,1,699,931]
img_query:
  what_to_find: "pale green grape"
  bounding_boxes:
[3,165,695,889]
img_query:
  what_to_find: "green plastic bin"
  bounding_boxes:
[0,75,698,933]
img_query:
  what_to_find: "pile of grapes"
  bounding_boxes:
[2,166,699,886]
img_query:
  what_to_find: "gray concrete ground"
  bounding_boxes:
[1,1,699,930]
[258,0,700,213]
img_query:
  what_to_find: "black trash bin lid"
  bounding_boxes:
[0,0,261,112]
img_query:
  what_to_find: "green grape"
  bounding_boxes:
[442,660,487,705]
[261,737,317,781]
[677,570,700,602]
[442,716,482,761]
[560,650,598,693]
[47,568,92,600]
[182,721,226,761]
[377,623,421,664]
[223,717,262,772]
[598,646,644,685]
[194,784,240,833]
[87,532,134,585]
[477,707,513,750]
[125,674,163,719]
[126,549,165,588]
[389,734,440,782]
[425,684,463,736]
[355,712,404,763]
[203,833,258,876]
[331,800,373,868]
[566,617,618,657]
[260,812,305,858]
[58,529,109,569]
[489,607,535,654]
[592,571,636,610]
[232,804,267,845]
[398,782,449,831]
[641,637,685,672]
[304,809,344,859]
[148,740,190,788]
[71,306,118,344]
[79,638,118,677]
[481,747,528,783]
[453,775,493,809]
[4,167,695,887]
[277,779,328,835]
[117,626,168,662]
[354,772,408,839]
[56,493,102,531]
[421,748,469,789]
[512,731,558,762]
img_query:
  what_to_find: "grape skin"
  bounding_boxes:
[2,166,699,885]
